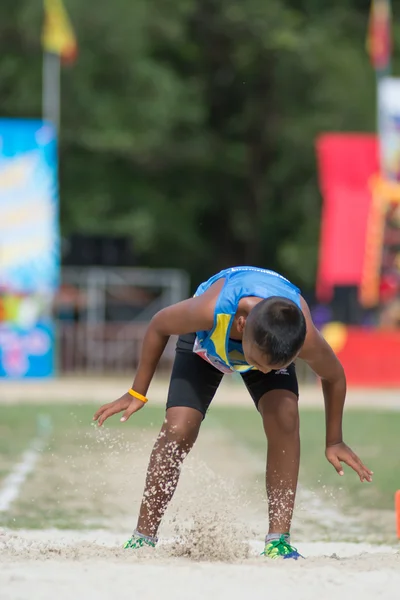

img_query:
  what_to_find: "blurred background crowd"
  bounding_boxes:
[0,0,399,385]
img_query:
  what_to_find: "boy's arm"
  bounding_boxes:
[131,294,214,398]
[93,292,215,426]
[298,298,373,483]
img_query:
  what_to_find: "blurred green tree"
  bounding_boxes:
[0,0,385,290]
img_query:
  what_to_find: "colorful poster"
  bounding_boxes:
[0,119,59,378]
[0,294,55,378]
[378,77,400,181]
[0,119,59,293]
[375,79,400,306]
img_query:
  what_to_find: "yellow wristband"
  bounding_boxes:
[128,389,148,403]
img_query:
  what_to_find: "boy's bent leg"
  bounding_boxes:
[242,364,300,540]
[134,333,223,540]
[258,389,300,535]
[136,406,203,538]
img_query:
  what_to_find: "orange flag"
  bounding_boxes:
[42,0,77,64]
[366,0,392,73]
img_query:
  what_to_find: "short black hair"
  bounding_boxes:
[246,297,307,366]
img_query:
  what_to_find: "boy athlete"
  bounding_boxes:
[94,266,372,559]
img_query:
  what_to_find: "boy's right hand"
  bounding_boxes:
[93,392,145,427]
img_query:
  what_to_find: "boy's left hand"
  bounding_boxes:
[325,442,373,482]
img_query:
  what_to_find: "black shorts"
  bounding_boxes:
[166,333,299,417]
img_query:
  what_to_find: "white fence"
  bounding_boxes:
[55,267,189,374]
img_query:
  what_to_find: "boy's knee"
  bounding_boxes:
[276,401,299,435]
[162,419,200,449]
[157,407,202,453]
[261,392,299,437]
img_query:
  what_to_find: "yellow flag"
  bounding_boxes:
[42,0,77,63]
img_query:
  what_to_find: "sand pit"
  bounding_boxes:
[1,434,399,600]
[1,395,399,599]
[1,529,399,600]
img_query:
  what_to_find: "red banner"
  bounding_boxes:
[323,324,400,387]
[316,134,379,302]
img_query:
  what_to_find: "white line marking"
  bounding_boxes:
[0,416,51,513]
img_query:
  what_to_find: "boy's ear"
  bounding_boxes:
[237,315,247,334]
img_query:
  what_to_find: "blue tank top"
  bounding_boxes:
[193,266,301,374]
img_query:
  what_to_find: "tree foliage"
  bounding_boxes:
[0,0,388,290]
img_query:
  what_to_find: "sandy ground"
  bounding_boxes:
[2,375,400,409]
[1,373,399,598]
[1,423,399,599]
[1,529,399,600]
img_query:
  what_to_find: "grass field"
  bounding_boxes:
[0,402,398,531]
[211,407,400,511]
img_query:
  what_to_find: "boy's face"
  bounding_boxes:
[239,317,295,374]
[242,337,273,373]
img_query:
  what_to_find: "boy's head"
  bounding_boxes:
[241,297,306,372]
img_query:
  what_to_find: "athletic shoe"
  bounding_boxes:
[261,535,303,560]
[123,535,156,549]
